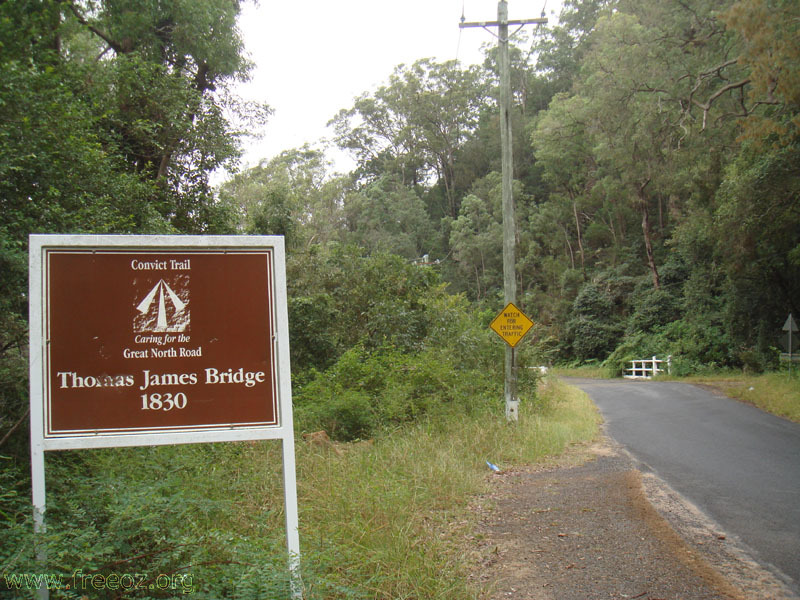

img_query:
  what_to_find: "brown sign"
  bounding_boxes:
[43,249,278,436]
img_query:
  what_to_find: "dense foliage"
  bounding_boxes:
[0,0,267,454]
[2,0,799,597]
[219,0,800,377]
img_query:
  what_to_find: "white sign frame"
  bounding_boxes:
[29,235,300,596]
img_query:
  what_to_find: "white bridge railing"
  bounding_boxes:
[624,355,671,379]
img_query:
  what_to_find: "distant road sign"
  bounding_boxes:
[779,333,799,353]
[490,302,534,348]
[783,313,798,332]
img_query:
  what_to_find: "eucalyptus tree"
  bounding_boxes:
[0,0,262,453]
[449,194,503,300]
[330,59,491,219]
[218,147,344,246]
[721,0,800,147]
[527,0,800,366]
[533,0,614,95]
[712,0,800,327]
[62,0,268,232]
[342,176,436,260]
[534,0,747,290]
[532,94,597,273]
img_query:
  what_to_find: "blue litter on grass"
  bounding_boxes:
[486,461,501,472]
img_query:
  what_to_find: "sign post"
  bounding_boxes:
[783,313,798,366]
[489,302,534,419]
[29,235,300,597]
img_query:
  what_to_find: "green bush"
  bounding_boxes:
[563,278,630,362]
[567,317,623,362]
[288,294,338,373]
[662,319,733,369]
[0,445,362,600]
[626,287,682,335]
[293,343,509,441]
[738,347,768,374]
[572,283,614,318]
[300,387,377,441]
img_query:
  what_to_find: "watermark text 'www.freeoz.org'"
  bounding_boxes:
[2,569,194,594]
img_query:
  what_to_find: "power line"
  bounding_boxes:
[455,0,466,64]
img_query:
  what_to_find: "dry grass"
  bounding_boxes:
[242,375,603,598]
[685,372,800,423]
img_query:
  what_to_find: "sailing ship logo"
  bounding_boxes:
[133,278,190,333]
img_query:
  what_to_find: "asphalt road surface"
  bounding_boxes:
[563,378,800,594]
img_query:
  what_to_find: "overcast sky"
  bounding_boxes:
[229,0,559,176]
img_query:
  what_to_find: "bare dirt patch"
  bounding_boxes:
[471,438,796,600]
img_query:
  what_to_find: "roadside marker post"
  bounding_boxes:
[783,313,798,368]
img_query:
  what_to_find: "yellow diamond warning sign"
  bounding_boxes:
[490,302,534,348]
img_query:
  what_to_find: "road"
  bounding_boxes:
[563,377,800,594]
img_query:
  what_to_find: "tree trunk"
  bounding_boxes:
[440,152,457,219]
[563,226,575,269]
[158,152,171,180]
[572,195,585,272]
[638,180,660,289]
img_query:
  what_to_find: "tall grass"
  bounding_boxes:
[550,364,612,379]
[285,376,600,598]
[553,363,800,423]
[687,371,800,423]
[1,377,599,599]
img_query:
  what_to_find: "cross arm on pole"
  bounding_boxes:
[459,17,548,29]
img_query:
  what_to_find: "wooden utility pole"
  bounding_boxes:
[461,2,547,421]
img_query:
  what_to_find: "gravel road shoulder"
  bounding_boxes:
[470,437,797,600]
